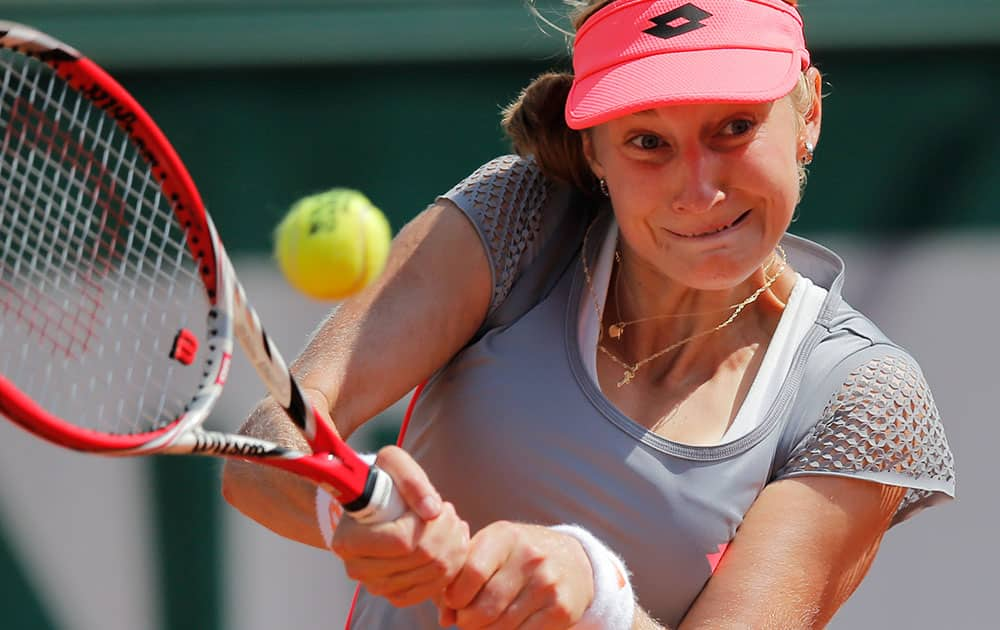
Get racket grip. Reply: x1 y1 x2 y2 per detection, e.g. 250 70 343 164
346 465 406 524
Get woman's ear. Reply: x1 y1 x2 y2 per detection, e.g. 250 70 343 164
803 66 823 150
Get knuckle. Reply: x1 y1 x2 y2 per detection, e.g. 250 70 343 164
439 501 457 518
465 558 493 584
522 542 546 566
536 563 560 588
472 600 503 625
487 519 514 536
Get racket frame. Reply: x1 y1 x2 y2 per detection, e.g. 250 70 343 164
0 21 400 521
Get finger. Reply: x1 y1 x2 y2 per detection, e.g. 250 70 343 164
343 503 469 581
444 525 513 610
371 560 458 608
331 510 424 560
376 445 442 519
342 544 429 582
479 583 546 630
453 558 530 629
495 572 579 630
417 502 470 583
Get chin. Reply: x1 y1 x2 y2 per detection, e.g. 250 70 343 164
682 255 771 291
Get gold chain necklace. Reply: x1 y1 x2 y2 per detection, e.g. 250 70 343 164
607 251 784 340
581 218 788 388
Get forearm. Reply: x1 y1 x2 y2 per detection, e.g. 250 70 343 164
222 202 490 543
291 201 491 439
220 392 334 547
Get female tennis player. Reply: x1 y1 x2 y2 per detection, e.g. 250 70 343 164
222 1 955 628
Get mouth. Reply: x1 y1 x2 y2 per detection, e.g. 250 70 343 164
668 210 752 238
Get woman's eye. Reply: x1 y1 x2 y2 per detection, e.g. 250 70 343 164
722 119 755 136
629 134 664 150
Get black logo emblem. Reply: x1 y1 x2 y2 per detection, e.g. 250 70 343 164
644 3 713 40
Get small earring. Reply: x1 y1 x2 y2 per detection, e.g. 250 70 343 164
599 178 609 197
801 142 815 165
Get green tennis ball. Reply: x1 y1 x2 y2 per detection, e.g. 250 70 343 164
274 188 392 300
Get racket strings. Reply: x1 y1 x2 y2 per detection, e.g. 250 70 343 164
0 49 208 436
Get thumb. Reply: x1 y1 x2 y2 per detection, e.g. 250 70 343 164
374 445 442 520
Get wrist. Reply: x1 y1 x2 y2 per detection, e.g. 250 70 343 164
549 524 635 630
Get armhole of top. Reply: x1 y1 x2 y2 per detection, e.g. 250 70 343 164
439 155 552 318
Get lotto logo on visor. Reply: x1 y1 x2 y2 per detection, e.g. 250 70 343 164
565 0 811 129
644 3 713 40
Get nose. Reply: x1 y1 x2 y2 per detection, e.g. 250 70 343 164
670 145 725 214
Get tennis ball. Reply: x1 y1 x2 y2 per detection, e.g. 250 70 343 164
274 188 392 300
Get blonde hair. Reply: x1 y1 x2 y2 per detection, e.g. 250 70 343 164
502 0 816 194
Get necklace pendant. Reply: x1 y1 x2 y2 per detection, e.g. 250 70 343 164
617 369 635 388
608 323 624 339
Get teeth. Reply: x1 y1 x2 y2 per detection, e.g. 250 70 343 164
685 219 735 237
678 211 747 237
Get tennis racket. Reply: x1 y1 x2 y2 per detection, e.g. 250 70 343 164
0 22 404 524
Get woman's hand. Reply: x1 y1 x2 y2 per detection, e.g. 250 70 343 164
330 445 471 608
438 521 595 629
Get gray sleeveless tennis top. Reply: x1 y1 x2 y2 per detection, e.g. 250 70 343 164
349 156 955 629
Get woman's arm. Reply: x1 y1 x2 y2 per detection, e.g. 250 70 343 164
431 475 903 629
673 475 906 629
617 476 905 630
221 199 492 546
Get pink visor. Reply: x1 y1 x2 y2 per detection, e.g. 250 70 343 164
566 0 810 129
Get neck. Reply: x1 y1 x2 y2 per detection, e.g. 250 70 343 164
602 246 794 383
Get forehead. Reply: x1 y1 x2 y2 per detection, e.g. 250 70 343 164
625 100 780 123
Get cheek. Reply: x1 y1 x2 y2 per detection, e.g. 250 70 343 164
738 142 800 225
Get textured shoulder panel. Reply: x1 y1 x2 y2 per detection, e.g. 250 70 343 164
441 155 550 315
776 354 955 524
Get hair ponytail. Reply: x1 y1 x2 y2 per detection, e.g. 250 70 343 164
501 72 597 194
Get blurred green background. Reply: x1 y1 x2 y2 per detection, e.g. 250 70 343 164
0 1 997 629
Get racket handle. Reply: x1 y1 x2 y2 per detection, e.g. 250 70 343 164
346 465 406 524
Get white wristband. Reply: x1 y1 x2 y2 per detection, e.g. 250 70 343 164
315 452 377 548
550 524 635 630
